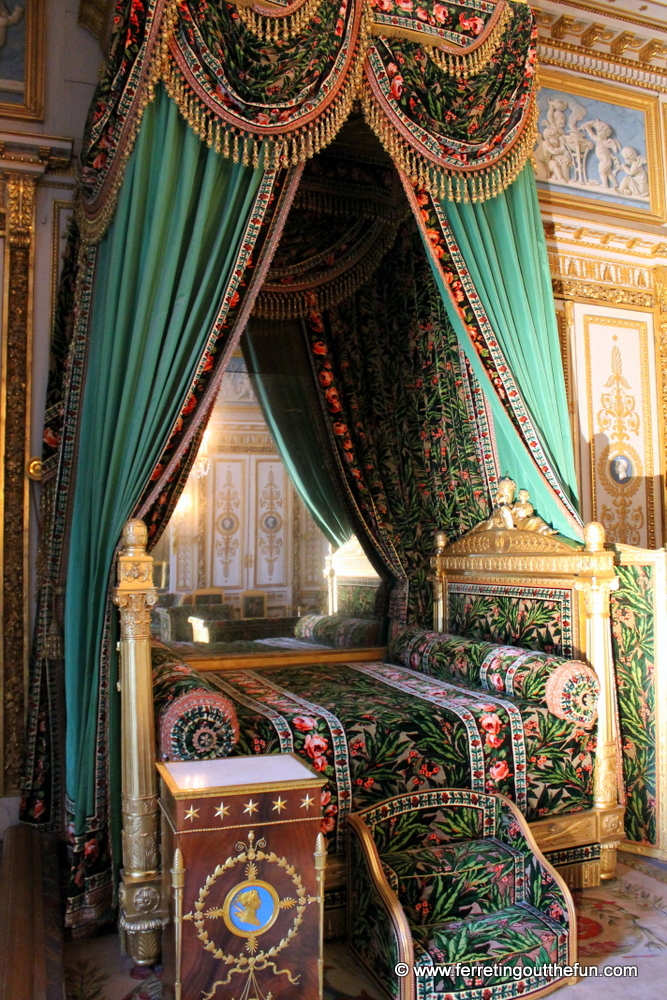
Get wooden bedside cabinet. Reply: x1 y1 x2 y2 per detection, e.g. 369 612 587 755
158 755 326 1000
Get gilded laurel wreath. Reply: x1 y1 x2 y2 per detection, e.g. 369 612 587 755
183 830 317 999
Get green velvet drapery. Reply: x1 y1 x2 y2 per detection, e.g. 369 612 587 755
405 167 582 538
242 319 353 549
62 88 276 924
306 220 491 624
442 166 578 508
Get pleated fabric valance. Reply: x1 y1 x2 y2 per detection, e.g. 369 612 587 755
80 0 537 240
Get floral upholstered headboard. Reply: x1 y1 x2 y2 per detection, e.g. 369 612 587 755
445 581 577 658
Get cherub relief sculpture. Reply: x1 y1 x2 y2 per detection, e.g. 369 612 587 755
617 147 648 198
580 119 621 190
471 479 557 535
533 95 649 202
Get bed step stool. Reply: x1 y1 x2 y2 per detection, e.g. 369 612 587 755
347 789 577 1000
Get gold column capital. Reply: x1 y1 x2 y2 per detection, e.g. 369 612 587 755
3 172 37 248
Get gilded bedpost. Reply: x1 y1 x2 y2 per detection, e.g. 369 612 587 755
579 522 623 879
114 519 166 963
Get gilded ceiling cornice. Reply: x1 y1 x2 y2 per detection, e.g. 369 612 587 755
534 0 667 36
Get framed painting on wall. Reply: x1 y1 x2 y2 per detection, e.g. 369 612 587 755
0 0 44 120
535 69 665 226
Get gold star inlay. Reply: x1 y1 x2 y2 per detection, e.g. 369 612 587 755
214 801 230 820
243 798 258 816
300 793 314 811
272 796 287 813
184 805 200 822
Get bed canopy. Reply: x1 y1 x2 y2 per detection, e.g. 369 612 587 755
22 0 581 932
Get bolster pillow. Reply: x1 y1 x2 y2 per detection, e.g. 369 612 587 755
151 640 239 761
294 614 380 647
390 627 599 725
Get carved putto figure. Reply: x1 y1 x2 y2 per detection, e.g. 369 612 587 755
471 479 557 535
617 147 648 198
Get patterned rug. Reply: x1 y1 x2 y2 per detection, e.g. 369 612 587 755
63 853 667 1000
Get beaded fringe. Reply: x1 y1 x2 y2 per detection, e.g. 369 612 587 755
234 0 325 44
162 2 371 171
80 0 537 244
254 213 406 319
427 2 513 79
361 88 538 203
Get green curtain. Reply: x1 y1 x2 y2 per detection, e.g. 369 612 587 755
242 318 352 548
64 87 267 881
423 166 581 538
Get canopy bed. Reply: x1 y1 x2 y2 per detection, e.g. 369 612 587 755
132 499 621 942
22 0 643 981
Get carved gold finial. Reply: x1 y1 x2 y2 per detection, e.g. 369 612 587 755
435 531 448 552
122 518 148 554
584 522 606 552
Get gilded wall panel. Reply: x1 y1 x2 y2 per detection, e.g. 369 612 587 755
569 304 663 548
210 458 245 590
254 458 288 590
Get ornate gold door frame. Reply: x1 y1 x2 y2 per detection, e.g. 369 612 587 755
0 135 72 797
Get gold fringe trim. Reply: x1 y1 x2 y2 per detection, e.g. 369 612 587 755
254 213 405 320
162 1 371 170
293 187 399 222
361 87 538 203
427 2 513 79
234 0 325 44
78 0 180 244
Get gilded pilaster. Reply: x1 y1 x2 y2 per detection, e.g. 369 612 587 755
654 266 667 536
114 519 167 964
0 171 36 795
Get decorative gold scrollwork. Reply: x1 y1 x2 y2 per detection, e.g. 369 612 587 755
183 829 319 1000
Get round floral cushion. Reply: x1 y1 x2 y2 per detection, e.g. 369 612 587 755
545 662 599 727
158 690 239 761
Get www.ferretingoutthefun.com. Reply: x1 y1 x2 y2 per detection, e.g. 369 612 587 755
393 961 639 980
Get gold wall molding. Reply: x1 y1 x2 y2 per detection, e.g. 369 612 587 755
0 171 37 794
0 132 73 796
538 39 667 92
549 249 655 308
544 221 667 260
653 266 667 530
534 0 667 38
553 279 653 308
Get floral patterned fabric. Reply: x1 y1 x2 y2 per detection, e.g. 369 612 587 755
336 581 381 619
389 626 599 725
206 659 595 857
612 564 657 847
349 789 573 999
306 218 491 624
294 614 381 647
404 179 582 535
151 641 239 760
446 582 574 656
79 0 538 235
